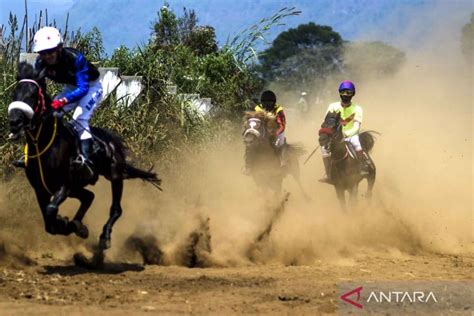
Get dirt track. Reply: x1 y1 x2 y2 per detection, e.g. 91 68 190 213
1 5 472 315
0 251 471 315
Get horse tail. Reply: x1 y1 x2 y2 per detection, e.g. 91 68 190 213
359 130 379 153
286 143 306 156
124 163 162 191
91 127 162 191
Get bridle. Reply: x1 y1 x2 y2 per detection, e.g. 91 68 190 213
243 117 266 143
320 116 348 162
17 79 47 114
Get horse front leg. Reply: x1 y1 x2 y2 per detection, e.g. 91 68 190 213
99 178 123 250
335 186 347 212
349 184 358 209
36 191 53 233
68 188 95 239
45 185 72 235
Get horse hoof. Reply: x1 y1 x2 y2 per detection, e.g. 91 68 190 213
73 252 103 270
73 252 91 268
70 220 89 239
99 237 111 250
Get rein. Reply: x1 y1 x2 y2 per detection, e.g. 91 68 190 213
323 120 349 163
24 117 58 195
18 79 55 195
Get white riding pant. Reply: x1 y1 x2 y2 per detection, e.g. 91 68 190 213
345 134 362 151
56 79 103 140
321 134 362 157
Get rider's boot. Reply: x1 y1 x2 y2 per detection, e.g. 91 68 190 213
356 150 371 176
75 139 95 180
318 156 334 184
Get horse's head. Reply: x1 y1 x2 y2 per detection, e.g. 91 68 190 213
7 62 48 140
242 110 277 147
318 111 343 148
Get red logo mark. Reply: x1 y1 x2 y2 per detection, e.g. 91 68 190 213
340 286 363 309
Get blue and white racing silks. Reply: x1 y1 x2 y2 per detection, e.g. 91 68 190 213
35 47 100 104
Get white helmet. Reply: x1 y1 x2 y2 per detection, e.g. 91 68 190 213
33 27 63 53
301 91 307 96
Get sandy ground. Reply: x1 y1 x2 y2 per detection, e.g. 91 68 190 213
0 252 472 315
0 4 472 316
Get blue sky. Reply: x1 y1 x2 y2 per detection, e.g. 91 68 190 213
1 0 471 55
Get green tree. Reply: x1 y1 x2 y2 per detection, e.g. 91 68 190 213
259 22 343 91
177 7 198 42
259 22 343 75
343 41 406 80
461 13 473 65
270 45 342 91
152 5 179 48
152 6 218 56
70 26 106 62
183 26 218 56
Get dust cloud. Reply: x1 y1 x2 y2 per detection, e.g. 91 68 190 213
0 4 471 267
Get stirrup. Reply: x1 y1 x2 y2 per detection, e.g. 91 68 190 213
73 155 94 179
73 154 85 165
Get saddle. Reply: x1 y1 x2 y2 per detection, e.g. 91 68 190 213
64 122 109 182
345 141 375 172
345 141 357 160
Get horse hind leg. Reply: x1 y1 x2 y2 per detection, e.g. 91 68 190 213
99 178 123 250
366 169 376 200
349 184 359 209
364 155 376 200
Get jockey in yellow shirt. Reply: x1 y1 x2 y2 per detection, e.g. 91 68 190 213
319 80 371 183
243 90 288 175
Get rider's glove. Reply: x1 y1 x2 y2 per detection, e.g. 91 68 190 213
51 97 68 110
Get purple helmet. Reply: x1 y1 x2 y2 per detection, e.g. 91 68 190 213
338 80 356 94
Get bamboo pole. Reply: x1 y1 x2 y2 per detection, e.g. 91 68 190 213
24 0 28 53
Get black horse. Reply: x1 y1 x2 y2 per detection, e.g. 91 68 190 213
7 62 161 252
318 111 376 210
243 111 306 195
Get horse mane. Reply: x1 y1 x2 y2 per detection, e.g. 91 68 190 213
244 110 267 121
17 62 36 80
321 111 340 129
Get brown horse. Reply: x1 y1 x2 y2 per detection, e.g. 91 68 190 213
318 111 376 211
243 111 306 195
